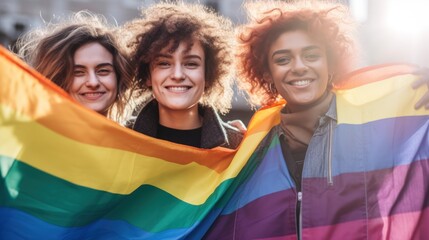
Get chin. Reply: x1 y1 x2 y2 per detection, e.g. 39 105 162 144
165 101 195 109
87 105 107 113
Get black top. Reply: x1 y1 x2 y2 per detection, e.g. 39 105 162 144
157 123 203 148
280 134 306 239
280 135 306 192
129 99 243 149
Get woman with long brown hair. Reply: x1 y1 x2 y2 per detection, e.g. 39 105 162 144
16 11 134 121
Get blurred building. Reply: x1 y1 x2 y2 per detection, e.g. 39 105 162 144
0 0 138 49
0 0 245 51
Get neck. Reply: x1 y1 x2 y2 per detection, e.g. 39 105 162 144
280 91 334 148
99 109 109 117
158 105 202 130
285 90 333 114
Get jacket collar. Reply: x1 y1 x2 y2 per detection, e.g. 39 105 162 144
132 99 229 149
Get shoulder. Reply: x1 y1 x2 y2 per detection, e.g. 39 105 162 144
200 105 244 149
221 121 244 149
127 99 159 136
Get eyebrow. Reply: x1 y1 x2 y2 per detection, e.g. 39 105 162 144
154 53 171 59
73 63 114 68
154 53 203 61
271 45 322 59
184 55 202 61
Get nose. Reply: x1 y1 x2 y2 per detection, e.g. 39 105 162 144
85 72 100 88
171 63 186 81
291 57 308 75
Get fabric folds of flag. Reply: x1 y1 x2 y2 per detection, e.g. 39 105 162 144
204 64 429 239
0 46 280 239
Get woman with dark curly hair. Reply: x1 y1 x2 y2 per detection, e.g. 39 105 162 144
124 2 243 149
15 11 135 121
204 1 429 239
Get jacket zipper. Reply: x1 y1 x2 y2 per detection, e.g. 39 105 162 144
297 191 302 240
297 117 334 239
327 120 334 186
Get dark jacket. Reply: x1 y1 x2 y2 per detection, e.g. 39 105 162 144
129 100 243 149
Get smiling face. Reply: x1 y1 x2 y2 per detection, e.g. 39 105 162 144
148 40 205 113
69 42 117 116
267 30 330 111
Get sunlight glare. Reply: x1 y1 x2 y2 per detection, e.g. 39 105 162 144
385 0 429 35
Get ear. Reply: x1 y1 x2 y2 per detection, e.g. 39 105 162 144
263 72 273 83
146 79 152 87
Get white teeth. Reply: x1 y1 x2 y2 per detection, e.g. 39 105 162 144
83 92 103 96
167 86 189 92
289 80 311 86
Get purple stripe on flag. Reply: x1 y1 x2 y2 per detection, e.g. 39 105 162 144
301 208 429 240
206 158 429 239
303 158 429 227
204 188 297 240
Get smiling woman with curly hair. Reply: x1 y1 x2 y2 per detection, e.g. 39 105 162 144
203 1 429 239
236 0 358 107
124 2 243 149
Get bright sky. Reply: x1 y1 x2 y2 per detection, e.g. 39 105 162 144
384 0 429 35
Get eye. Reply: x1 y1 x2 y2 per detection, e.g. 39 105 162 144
185 61 200 69
304 53 321 62
154 59 171 68
73 69 85 77
97 68 113 76
273 56 291 65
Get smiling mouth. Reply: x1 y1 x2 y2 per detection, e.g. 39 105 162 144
166 86 191 92
80 92 105 99
288 79 313 86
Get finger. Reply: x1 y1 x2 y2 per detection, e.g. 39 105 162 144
412 77 428 89
415 93 429 109
228 120 247 133
412 67 429 88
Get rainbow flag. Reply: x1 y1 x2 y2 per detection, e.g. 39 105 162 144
0 46 280 239
204 65 429 239
1 43 428 239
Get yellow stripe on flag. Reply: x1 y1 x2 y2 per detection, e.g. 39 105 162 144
1 101 279 205
336 74 428 125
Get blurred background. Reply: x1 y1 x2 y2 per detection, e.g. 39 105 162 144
1 0 428 124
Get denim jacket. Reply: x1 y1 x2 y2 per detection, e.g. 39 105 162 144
204 95 429 239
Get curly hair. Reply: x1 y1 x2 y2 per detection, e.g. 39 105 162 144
236 0 358 107
15 11 135 121
124 2 235 114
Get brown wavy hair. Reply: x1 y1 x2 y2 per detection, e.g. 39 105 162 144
237 0 359 107
124 2 235 114
15 11 135 121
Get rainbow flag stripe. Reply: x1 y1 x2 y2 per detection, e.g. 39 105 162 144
204 64 429 239
0 46 280 239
